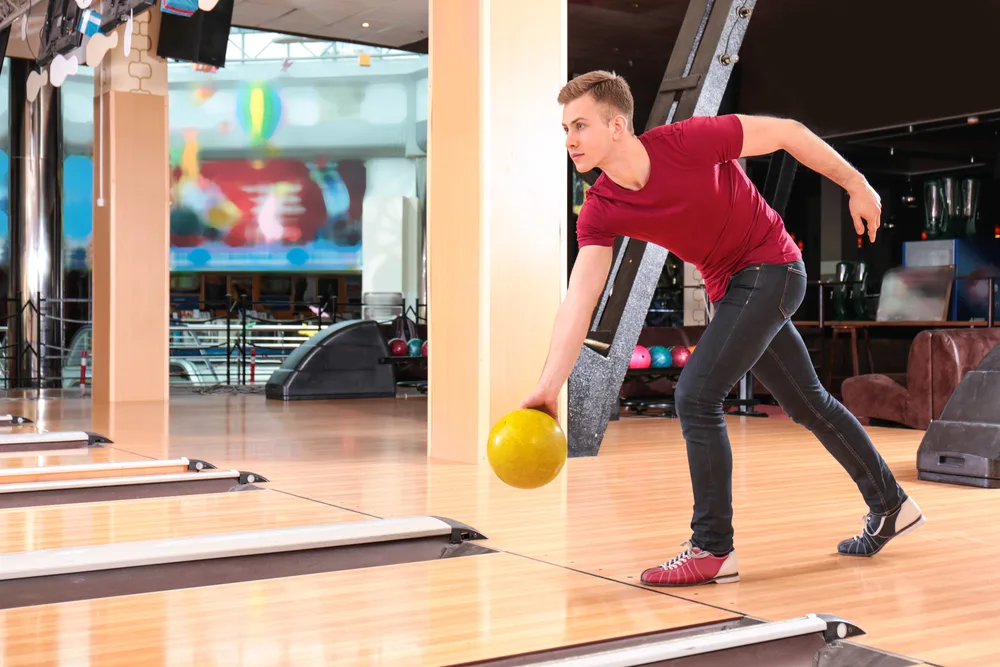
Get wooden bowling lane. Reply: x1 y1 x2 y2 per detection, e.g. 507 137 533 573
157 397 982 666
0 552 736 667
0 445 94 459
0 459 200 485
0 447 149 470
0 430 110 454
12 395 991 665
0 449 268 511
0 488 367 554
0 413 33 426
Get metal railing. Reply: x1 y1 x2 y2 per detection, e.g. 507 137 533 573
0 294 427 391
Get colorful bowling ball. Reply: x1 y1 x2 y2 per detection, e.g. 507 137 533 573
487 409 567 489
388 338 408 356
648 345 671 368
421 340 428 357
630 345 652 369
671 345 691 367
407 338 423 356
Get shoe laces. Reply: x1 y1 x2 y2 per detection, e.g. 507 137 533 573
849 512 878 541
659 541 695 570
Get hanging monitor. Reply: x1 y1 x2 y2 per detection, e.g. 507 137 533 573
37 0 86 65
156 0 234 68
100 0 157 34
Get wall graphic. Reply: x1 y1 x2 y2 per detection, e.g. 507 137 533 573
169 135 366 271
56 147 370 273
0 41 429 274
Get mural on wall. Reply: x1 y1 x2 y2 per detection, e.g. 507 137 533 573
167 74 368 272
168 131 366 271
58 148 369 273
0 41 428 274
54 70 378 273
163 77 368 271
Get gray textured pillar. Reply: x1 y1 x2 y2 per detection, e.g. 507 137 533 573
567 0 757 457
8 59 63 389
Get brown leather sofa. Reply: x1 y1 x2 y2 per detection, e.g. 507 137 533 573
842 328 1000 430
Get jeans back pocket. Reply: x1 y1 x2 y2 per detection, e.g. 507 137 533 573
779 265 807 319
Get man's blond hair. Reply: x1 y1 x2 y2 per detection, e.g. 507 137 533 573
558 70 634 133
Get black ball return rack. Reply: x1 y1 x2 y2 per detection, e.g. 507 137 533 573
381 355 428 394
620 367 767 418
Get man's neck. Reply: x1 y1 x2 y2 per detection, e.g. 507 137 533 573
600 135 650 191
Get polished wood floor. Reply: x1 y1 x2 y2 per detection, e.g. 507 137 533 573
0 553 736 666
0 448 148 470
0 489 367 553
0 459 197 484
1 391 995 666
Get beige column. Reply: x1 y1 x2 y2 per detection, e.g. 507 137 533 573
91 9 170 403
91 400 170 459
427 0 568 463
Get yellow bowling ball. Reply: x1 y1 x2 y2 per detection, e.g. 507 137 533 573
487 409 567 489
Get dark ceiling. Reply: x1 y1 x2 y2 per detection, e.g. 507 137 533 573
343 1 1000 143
737 1 1000 136
559 0 1000 134
824 113 1000 180
297 0 1000 180
565 0 689 133
561 0 1000 178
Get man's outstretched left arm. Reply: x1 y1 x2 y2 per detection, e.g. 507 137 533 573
735 114 881 241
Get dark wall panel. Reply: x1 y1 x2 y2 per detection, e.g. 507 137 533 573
736 0 1000 136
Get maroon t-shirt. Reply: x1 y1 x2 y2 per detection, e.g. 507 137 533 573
575 114 801 303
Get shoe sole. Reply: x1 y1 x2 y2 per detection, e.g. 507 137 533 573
838 513 926 558
642 573 740 587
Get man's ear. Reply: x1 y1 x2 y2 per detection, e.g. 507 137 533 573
612 114 628 139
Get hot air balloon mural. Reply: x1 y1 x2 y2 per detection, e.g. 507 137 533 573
238 81 282 145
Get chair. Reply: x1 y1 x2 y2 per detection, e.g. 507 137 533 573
842 328 1000 429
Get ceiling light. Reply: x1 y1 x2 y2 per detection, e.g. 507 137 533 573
362 22 370 27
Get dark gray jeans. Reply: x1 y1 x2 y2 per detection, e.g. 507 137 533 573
674 260 904 554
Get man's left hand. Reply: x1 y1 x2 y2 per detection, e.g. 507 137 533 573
849 180 881 242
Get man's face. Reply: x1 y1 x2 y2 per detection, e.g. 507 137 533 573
562 94 620 172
